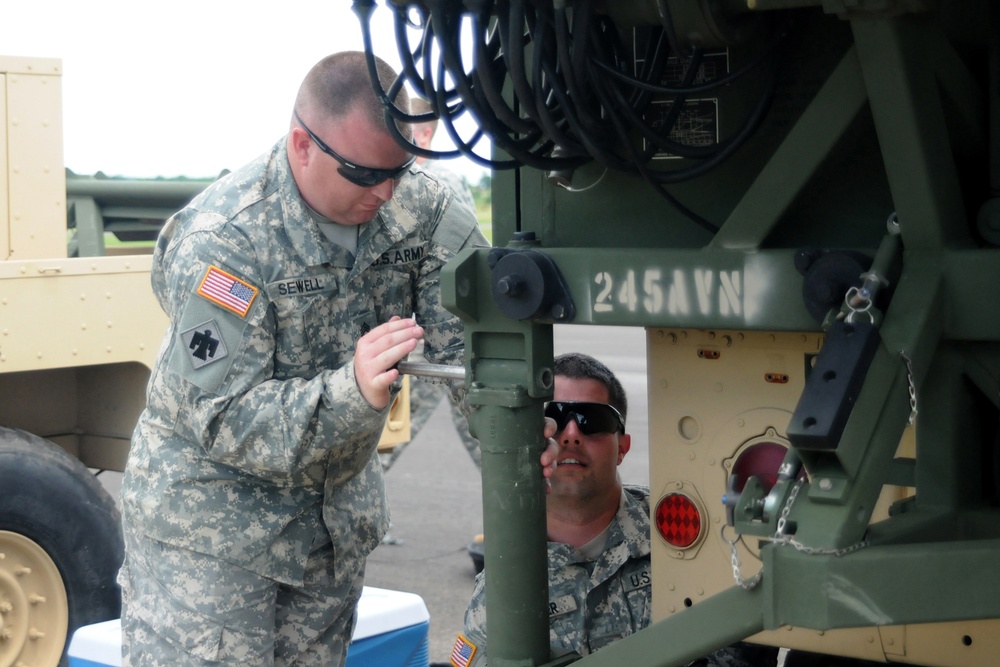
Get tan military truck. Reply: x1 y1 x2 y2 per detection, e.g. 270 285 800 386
0 54 410 666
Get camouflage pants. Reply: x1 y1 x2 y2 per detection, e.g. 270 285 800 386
119 530 365 666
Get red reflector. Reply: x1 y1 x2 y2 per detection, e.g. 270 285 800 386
731 442 792 494
655 493 702 548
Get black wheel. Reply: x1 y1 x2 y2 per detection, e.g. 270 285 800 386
0 427 124 666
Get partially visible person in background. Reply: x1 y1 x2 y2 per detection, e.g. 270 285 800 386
411 97 477 212
381 96 482 477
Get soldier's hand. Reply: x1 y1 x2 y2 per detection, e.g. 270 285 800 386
540 416 559 493
354 316 422 410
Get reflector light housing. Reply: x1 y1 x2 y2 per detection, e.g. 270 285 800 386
730 441 791 494
655 493 702 548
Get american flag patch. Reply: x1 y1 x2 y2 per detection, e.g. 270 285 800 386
197 266 258 318
450 634 477 667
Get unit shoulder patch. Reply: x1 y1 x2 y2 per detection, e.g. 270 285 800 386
197 265 259 318
180 319 229 370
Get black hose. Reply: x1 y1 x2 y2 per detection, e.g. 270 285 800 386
350 0 779 224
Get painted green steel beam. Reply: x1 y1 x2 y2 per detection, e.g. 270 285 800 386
472 392 552 667
711 46 868 250
562 585 765 667
443 248 555 667
493 246 817 330
853 14 969 250
446 246 1000 337
764 537 1000 629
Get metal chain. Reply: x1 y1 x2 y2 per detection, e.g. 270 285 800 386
774 479 801 536
901 351 918 425
776 534 870 557
771 480 870 556
727 479 870 589
724 527 763 591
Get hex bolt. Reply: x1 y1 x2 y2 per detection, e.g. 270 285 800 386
28 594 45 605
818 478 833 491
496 275 524 298
29 628 45 640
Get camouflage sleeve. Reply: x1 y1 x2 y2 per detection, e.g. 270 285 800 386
456 571 489 667
414 182 488 368
410 176 488 416
150 222 388 480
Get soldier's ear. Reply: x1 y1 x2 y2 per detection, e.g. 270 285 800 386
617 433 631 465
288 128 313 166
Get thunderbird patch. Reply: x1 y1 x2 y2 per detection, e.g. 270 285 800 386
180 320 229 370
197 266 258 318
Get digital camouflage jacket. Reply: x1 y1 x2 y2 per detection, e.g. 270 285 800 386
120 140 487 585
458 486 652 666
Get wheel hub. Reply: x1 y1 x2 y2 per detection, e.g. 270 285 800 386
0 531 68 667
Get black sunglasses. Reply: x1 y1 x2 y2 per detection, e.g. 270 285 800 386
544 401 625 436
294 110 416 188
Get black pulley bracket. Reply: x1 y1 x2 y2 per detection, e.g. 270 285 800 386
488 249 576 322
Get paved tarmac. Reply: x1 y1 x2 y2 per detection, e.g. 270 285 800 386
364 324 649 664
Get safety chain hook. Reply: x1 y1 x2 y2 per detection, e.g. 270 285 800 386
772 480 870 556
844 285 874 324
723 526 763 591
727 479 870 589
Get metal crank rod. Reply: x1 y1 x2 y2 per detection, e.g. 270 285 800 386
395 360 467 382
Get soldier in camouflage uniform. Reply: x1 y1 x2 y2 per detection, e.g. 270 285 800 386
117 51 487 667
410 97 477 213
382 96 482 473
452 354 777 667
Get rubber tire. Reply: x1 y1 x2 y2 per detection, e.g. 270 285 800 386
0 427 124 664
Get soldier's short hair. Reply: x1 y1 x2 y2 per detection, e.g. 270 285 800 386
295 51 411 140
553 352 628 424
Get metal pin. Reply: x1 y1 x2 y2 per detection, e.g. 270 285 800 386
396 360 466 381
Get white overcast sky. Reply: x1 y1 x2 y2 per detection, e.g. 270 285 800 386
2 1 489 182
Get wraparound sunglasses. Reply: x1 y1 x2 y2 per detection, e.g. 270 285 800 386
544 401 625 435
294 110 415 188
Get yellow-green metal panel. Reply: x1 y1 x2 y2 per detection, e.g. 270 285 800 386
3 56 65 260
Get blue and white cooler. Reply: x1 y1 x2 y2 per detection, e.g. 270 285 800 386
68 586 430 667
345 586 430 667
